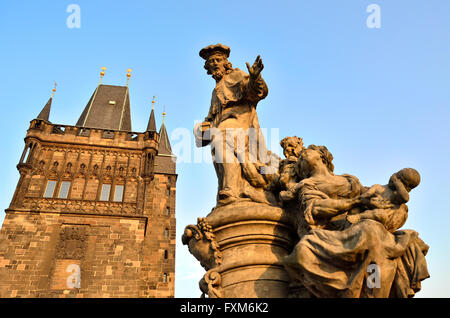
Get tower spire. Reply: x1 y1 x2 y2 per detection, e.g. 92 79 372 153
146 96 157 132
36 82 56 121
158 105 172 155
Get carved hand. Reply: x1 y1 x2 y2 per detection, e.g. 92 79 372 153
246 55 264 79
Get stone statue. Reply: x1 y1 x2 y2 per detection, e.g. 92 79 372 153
283 145 430 298
183 44 429 299
347 168 421 233
277 136 304 204
194 44 278 206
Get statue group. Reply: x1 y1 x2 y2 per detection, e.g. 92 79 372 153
183 44 430 298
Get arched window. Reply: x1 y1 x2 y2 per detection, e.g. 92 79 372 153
44 180 57 198
100 176 112 201
100 184 111 201
113 185 124 202
58 172 72 199
165 206 170 216
164 228 169 238
58 181 71 199
163 273 168 284
113 177 125 202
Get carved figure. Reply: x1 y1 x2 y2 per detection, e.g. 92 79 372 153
194 44 278 206
347 168 421 232
283 145 430 298
184 44 430 299
277 136 304 203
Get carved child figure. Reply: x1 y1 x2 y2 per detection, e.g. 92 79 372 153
278 136 304 203
347 168 421 232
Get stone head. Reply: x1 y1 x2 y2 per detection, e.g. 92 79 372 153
280 136 304 159
200 44 233 81
297 145 334 178
389 168 421 192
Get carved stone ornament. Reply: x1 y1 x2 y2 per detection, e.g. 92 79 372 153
182 217 222 271
55 225 88 260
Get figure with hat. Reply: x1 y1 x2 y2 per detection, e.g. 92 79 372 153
194 44 279 206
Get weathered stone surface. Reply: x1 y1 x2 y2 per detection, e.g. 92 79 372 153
183 201 296 298
283 145 429 298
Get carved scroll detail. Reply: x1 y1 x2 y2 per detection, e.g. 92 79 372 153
200 268 223 298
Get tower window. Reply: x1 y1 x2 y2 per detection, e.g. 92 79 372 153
166 187 170 196
58 181 71 199
23 145 32 163
165 207 170 216
164 228 169 238
163 273 168 283
113 185 124 202
44 180 57 198
164 250 168 259
100 184 111 201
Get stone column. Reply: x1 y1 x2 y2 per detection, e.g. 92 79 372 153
183 201 297 298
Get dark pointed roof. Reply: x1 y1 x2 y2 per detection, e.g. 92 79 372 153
37 97 52 121
158 121 172 155
154 118 176 174
146 108 157 132
76 84 132 131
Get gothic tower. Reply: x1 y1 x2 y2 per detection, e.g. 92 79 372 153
0 70 177 298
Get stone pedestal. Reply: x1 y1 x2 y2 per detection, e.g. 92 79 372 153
182 201 297 298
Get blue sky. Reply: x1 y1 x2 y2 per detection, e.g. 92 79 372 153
0 0 449 297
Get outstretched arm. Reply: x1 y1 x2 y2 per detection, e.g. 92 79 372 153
245 55 268 102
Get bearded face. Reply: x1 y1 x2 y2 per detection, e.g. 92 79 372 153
206 53 229 81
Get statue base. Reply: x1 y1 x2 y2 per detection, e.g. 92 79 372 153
183 201 298 298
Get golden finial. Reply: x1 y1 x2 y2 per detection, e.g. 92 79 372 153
152 95 155 110
50 81 57 98
126 68 132 87
163 105 166 124
99 66 107 85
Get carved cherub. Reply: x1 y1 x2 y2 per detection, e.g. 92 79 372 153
278 136 304 203
347 168 421 232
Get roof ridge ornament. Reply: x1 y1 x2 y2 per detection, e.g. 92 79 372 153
126 68 132 88
162 104 166 125
51 81 57 98
99 66 106 85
